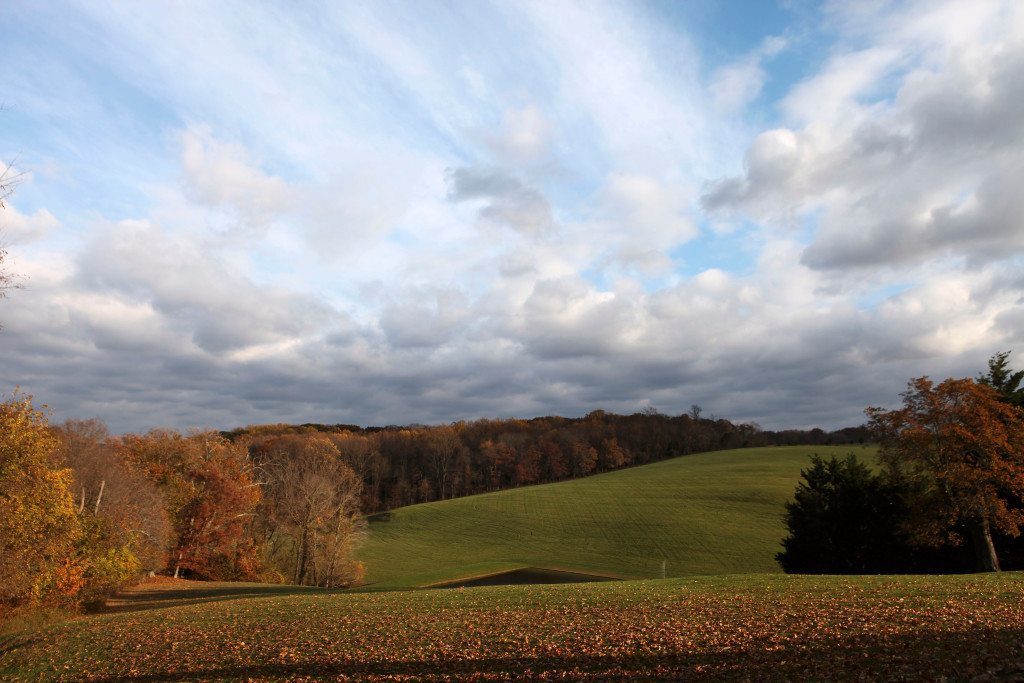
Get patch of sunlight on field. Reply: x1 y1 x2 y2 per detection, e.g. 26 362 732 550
358 445 876 587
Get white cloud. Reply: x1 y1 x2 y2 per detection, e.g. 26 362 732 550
603 174 696 243
2 0 1022 434
781 46 901 126
710 35 788 113
486 105 554 165
180 127 290 225
711 60 767 113
704 0 1024 271
0 204 59 245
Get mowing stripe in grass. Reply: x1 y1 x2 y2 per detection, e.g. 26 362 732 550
357 445 875 587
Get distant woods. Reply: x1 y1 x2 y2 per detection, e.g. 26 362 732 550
229 411 870 514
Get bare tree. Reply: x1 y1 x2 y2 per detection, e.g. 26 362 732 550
54 419 171 571
0 160 23 209
0 154 27 310
263 435 364 587
424 426 462 500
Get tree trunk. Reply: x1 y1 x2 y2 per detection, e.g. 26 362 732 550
174 516 194 579
969 516 1001 572
93 479 105 515
295 525 309 585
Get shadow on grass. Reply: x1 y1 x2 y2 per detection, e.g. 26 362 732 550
96 584 334 615
84 627 1024 682
431 567 619 589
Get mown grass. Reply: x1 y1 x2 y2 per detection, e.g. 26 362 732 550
358 445 874 587
2 573 1022 681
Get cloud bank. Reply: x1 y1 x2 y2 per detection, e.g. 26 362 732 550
1 0 1022 432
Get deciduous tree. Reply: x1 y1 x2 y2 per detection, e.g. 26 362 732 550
55 419 170 573
868 377 1024 572
260 435 363 586
0 394 83 611
117 430 262 580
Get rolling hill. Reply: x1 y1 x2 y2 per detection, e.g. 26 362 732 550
357 444 875 587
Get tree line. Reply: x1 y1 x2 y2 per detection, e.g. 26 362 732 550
1 392 867 617
0 402 364 618
779 352 1024 574
229 410 869 513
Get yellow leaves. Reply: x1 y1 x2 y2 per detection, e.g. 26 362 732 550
0 394 84 611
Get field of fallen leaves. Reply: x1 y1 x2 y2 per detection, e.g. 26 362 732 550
2 573 1023 681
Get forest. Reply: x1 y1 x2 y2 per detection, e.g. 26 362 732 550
2 353 1020 618
0 395 863 618
230 410 870 512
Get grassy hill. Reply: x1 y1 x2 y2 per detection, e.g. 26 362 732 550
4 573 1022 681
358 444 875 587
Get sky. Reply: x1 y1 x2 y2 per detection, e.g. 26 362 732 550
1 0 1023 433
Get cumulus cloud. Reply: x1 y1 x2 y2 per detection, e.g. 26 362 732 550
603 174 696 242
2 0 1022 434
81 219 324 353
703 0 1024 271
446 167 553 236
591 173 698 276
379 289 470 349
0 204 59 245
802 163 1024 269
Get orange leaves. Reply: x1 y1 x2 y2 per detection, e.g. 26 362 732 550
869 376 1024 568
118 430 265 580
3 575 1024 681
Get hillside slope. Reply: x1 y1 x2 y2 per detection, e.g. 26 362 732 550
357 445 874 587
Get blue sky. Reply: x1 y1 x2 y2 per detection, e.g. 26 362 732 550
2 0 1023 432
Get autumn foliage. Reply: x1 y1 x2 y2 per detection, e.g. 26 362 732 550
229 412 866 514
868 377 1024 571
54 420 170 603
116 431 263 581
0 394 367 618
0 395 83 612
251 435 364 586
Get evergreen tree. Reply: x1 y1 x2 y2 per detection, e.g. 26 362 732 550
978 351 1024 407
776 454 911 573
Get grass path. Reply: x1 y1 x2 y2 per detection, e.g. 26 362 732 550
2 573 1022 681
358 445 874 587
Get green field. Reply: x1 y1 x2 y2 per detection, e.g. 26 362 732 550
3 574 1023 681
358 445 874 587
5 444 1023 681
